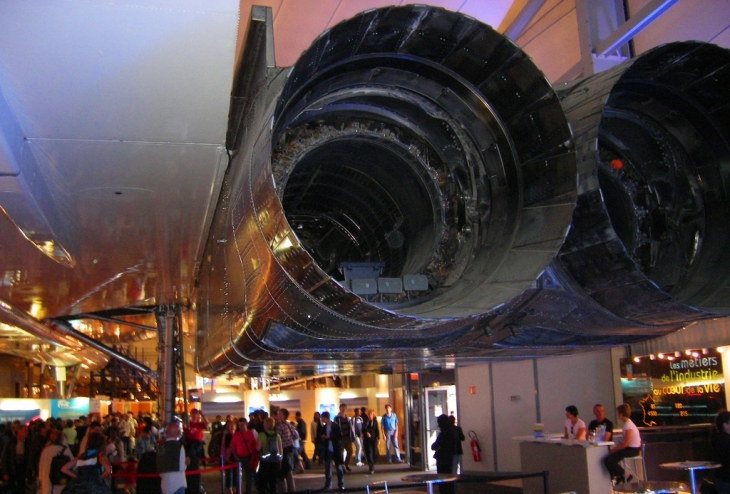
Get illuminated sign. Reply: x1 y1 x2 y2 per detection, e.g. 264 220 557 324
51 398 90 420
620 350 725 426
0 408 41 424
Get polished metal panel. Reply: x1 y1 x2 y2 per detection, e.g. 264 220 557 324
50 319 153 374
0 298 108 368
0 0 238 369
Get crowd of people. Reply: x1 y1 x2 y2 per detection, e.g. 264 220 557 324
7 401 730 494
0 403 410 494
0 401 421 494
0 404 408 493
210 403 403 493
0 411 164 494
212 404 730 494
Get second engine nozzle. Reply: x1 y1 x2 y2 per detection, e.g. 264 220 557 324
271 5 576 318
558 42 730 319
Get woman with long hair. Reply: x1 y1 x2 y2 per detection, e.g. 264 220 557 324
37 427 71 494
59 431 112 494
310 412 322 465
220 419 238 494
362 409 380 475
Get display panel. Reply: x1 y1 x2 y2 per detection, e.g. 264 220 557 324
620 349 725 426
50 398 90 420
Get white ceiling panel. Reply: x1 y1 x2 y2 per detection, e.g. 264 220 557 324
0 0 239 144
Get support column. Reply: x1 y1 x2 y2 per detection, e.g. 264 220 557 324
66 365 82 399
177 310 188 421
26 362 33 398
40 363 46 398
54 366 67 398
157 305 179 426
575 0 595 78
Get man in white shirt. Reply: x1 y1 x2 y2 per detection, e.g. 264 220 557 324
157 421 189 494
120 413 136 458
603 404 642 484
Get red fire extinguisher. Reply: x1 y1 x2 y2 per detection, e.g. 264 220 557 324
469 430 482 462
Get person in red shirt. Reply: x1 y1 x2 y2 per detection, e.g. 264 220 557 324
230 418 260 494
183 409 208 494
186 409 207 441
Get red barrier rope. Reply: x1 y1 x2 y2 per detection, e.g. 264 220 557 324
109 461 238 479
112 457 222 466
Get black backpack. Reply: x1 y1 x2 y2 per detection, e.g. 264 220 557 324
208 431 223 458
260 432 281 463
49 446 72 485
156 440 183 473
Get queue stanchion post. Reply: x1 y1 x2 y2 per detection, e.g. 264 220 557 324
237 460 243 494
220 456 225 494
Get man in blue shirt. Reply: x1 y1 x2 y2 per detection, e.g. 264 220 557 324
381 404 402 463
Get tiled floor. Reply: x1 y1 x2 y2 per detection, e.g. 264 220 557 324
198 462 525 494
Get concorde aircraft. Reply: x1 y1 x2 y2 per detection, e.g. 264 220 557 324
1 0 730 384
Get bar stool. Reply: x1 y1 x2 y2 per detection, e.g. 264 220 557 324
620 444 647 482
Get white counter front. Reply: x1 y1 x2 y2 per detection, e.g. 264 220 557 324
516 437 614 494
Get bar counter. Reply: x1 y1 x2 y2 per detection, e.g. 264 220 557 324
515 436 614 494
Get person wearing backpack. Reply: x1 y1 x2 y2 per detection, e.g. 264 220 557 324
257 417 282 494
38 428 71 494
274 408 297 492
